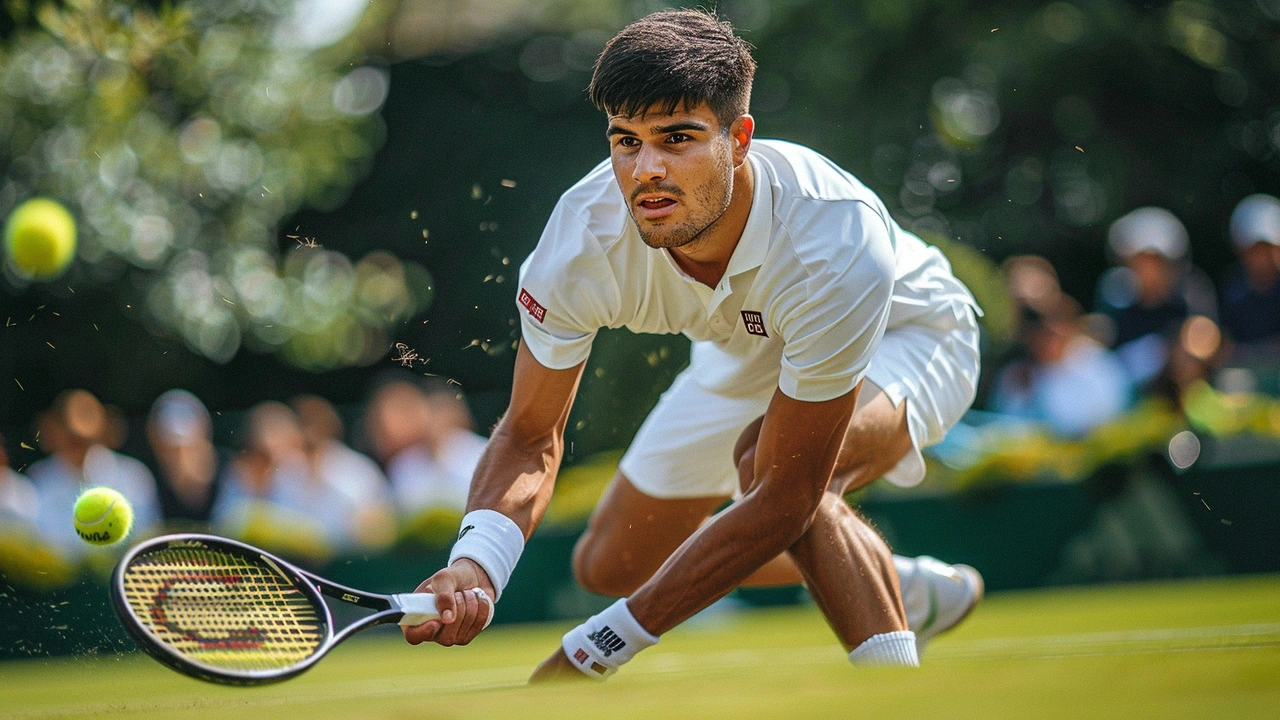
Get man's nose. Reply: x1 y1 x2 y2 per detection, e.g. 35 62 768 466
632 145 666 183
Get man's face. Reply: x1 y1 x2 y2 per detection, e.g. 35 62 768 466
1241 241 1280 283
1125 251 1176 304
606 102 738 249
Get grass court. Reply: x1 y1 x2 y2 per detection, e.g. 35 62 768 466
2 574 1278 719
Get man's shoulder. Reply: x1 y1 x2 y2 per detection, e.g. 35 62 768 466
753 139 877 206
554 158 630 245
752 141 893 269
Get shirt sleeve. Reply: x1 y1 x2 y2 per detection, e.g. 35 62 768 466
772 201 896 402
516 201 621 370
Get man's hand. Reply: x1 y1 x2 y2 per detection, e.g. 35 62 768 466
529 648 591 684
401 558 497 647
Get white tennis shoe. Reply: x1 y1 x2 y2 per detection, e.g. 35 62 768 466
895 555 984 655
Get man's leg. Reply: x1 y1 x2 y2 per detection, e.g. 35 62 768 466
735 387 984 649
572 472 727 598
736 388 913 588
730 387 910 650
572 390 979 646
573 390 912 650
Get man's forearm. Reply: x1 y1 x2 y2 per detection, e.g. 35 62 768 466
465 420 564 539
626 486 818 634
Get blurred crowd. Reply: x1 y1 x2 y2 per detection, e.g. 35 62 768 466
968 193 1280 445
0 374 486 564
4 194 1280 568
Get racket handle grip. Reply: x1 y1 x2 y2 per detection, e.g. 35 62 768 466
392 589 495 629
393 593 441 626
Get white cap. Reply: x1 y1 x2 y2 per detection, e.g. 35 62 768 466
1229 193 1280 249
1108 207 1189 260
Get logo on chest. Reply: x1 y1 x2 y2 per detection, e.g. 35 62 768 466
740 310 768 337
519 288 547 323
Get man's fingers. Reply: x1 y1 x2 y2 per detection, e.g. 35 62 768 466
430 574 458 624
434 589 492 647
477 588 494 630
434 591 473 646
454 589 482 645
401 620 441 645
401 568 494 648
456 589 493 645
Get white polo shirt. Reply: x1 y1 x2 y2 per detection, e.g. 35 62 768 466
517 139 976 404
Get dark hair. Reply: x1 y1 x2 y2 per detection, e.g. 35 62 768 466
589 9 756 127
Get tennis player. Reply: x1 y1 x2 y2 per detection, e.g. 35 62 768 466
404 9 984 679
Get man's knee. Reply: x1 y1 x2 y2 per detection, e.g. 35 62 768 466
733 416 765 494
830 392 913 494
571 527 646 597
736 445 758 494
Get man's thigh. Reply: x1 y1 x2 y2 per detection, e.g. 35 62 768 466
861 302 982 487
573 472 727 596
619 367 771 499
732 384 911 496
830 385 912 494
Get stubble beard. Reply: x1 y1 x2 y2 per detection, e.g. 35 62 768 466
634 156 734 251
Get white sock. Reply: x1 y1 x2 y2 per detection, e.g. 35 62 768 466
848 631 920 667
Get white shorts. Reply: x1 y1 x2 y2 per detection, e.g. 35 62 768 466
618 302 981 498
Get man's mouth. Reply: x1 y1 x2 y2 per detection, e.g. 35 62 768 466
634 194 679 220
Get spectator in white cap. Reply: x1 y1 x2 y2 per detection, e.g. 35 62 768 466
1094 207 1218 386
147 389 223 526
1220 193 1280 354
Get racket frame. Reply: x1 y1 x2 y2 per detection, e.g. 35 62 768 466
111 533 418 686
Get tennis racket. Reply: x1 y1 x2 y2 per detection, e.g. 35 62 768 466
110 533 489 686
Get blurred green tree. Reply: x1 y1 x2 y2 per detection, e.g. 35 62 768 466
1 0 431 369
2 0 1278 444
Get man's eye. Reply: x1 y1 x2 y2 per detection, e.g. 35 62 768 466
666 133 690 143
617 136 639 148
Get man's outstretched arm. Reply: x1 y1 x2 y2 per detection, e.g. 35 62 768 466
534 384 860 679
629 385 859 630
402 342 585 646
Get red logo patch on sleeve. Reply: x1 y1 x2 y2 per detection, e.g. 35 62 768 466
519 288 547 323
573 648 590 664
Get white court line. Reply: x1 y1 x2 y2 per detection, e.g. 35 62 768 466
928 622 1280 660
316 623 1280 692
194 622 1280 695
629 622 1280 676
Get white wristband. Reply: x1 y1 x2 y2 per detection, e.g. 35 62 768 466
448 509 524 601
561 599 659 680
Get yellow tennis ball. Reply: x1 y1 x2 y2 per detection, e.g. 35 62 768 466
73 487 134 546
4 197 78 280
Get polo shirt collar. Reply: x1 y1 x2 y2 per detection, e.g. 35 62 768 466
653 154 772 313
722 154 772 281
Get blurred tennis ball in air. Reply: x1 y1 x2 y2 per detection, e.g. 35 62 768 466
4 197 78 280
73 487 134 546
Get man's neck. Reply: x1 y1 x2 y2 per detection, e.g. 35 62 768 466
668 159 755 288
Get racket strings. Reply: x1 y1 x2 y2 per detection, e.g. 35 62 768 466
120 546 325 672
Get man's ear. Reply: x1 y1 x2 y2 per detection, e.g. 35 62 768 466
730 115 754 164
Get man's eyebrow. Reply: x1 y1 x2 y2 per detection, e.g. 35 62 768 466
652 121 709 134
606 121 711 138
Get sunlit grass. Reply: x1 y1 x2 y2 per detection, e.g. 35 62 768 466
2 575 1278 719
